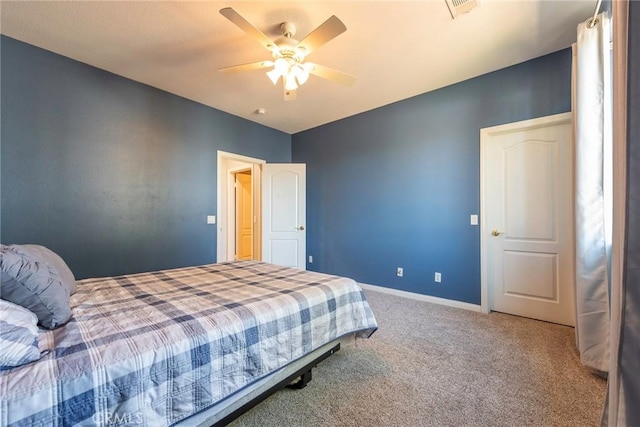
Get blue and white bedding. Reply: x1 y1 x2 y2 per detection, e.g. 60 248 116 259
0 261 378 426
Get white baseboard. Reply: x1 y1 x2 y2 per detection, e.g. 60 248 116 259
358 283 482 313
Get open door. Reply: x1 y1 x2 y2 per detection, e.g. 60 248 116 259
262 164 306 269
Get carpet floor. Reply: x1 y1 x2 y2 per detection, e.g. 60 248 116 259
230 289 607 427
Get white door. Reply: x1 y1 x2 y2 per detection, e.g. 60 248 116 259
481 113 575 326
262 164 306 269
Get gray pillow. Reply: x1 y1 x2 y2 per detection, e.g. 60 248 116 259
0 299 43 368
0 245 72 329
18 244 76 295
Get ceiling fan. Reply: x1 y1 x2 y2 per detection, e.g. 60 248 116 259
218 7 356 101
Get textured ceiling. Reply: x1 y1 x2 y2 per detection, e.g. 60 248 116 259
0 1 595 134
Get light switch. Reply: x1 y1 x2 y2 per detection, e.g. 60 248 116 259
470 215 478 225
207 215 216 224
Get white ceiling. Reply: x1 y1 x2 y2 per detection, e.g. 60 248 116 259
1 1 594 134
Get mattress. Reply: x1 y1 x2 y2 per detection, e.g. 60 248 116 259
0 261 378 426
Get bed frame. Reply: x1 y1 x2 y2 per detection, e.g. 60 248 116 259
182 338 346 427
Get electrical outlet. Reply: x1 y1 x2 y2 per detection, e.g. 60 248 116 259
308 255 313 263
434 272 442 283
397 267 404 277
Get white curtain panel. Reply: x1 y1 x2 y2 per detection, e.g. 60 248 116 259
572 12 612 373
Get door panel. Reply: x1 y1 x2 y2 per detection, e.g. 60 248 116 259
503 251 557 300
270 240 299 267
505 141 556 240
482 113 574 326
270 171 299 232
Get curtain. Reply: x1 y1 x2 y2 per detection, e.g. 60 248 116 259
604 1 639 424
572 11 612 372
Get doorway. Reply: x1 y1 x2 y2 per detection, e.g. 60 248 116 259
216 151 307 269
217 151 265 263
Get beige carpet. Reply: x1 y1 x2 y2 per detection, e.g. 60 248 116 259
230 289 607 427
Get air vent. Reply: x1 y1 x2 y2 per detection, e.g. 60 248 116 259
445 0 480 19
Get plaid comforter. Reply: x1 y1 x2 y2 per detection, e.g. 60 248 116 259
0 261 377 426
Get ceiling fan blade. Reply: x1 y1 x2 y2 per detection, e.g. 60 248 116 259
218 60 273 74
219 7 275 52
307 63 356 86
296 15 346 56
283 85 297 101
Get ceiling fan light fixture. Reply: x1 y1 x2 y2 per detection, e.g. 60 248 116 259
266 68 281 85
267 58 291 84
267 57 310 89
284 75 298 91
273 58 289 74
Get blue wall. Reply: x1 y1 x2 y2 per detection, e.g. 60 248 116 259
1 36 291 279
1 34 575 304
292 49 572 305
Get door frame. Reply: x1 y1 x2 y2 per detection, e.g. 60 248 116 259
216 151 265 263
479 112 573 314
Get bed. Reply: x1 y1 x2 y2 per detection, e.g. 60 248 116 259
0 258 378 426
